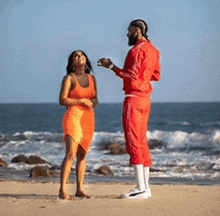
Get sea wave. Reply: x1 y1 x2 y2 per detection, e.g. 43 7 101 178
162 120 220 131
1 129 220 152
0 130 220 180
168 121 191 126
212 130 220 144
147 130 220 151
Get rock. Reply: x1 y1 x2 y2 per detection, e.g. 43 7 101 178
27 156 47 164
50 165 75 172
49 165 61 170
11 155 29 163
30 166 57 177
149 139 164 149
11 134 27 141
150 167 165 172
99 141 115 150
96 165 114 176
0 158 7 167
11 155 48 164
108 143 127 155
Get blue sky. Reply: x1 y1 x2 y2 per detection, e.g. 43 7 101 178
1 0 220 103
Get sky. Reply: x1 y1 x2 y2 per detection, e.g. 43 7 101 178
0 0 220 103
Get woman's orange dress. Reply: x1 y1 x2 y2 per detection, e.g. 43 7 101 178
62 74 96 152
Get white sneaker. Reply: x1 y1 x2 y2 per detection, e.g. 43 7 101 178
121 187 149 199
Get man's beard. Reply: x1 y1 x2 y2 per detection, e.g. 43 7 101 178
128 33 138 46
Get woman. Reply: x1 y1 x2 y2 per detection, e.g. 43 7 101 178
59 50 98 200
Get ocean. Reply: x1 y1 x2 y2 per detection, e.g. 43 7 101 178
0 102 220 184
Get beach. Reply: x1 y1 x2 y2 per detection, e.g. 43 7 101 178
1 102 220 215
0 179 220 216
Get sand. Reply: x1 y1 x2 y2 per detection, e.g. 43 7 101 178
0 180 220 216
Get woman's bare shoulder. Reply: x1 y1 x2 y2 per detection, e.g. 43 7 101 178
62 74 76 83
62 75 71 80
89 74 96 81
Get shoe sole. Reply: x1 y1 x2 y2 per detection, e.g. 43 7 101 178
121 191 149 199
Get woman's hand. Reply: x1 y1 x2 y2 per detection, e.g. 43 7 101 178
78 99 94 108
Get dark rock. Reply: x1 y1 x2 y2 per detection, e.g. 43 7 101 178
97 138 126 150
0 158 7 167
49 165 76 172
174 165 191 173
149 139 164 149
109 143 127 155
11 155 29 163
150 167 165 172
30 166 57 177
11 155 48 164
27 156 47 164
99 141 115 150
166 163 176 168
86 168 92 173
96 165 114 176
12 134 28 141
49 165 61 170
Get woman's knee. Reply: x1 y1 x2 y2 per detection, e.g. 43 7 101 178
64 136 78 161
77 146 87 161
65 152 75 162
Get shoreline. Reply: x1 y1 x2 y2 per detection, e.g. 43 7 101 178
1 167 220 186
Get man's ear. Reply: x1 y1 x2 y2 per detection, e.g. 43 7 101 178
137 27 142 35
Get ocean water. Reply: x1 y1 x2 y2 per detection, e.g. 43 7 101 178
0 102 220 183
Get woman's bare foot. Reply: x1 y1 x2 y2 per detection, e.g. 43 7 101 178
59 191 72 200
75 190 91 198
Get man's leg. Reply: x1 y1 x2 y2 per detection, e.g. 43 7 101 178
123 97 144 165
140 97 152 197
121 97 148 199
144 167 152 197
133 164 145 191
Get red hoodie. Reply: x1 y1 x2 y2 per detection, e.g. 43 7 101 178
115 39 161 97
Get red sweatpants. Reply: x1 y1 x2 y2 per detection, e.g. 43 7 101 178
123 96 152 167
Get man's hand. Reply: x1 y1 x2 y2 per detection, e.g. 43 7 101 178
97 58 113 69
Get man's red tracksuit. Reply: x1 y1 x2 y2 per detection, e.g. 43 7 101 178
115 39 161 167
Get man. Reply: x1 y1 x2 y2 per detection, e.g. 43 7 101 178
98 19 161 199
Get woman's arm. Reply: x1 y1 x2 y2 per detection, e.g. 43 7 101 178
91 75 99 108
59 75 79 106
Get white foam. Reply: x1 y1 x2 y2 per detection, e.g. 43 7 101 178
148 130 189 149
212 130 220 144
168 121 190 126
1 130 220 180
92 131 125 148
